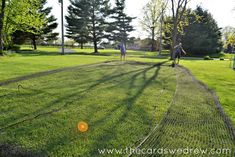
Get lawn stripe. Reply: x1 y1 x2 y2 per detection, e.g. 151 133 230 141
127 64 180 157
179 65 235 143
130 65 235 157
0 61 116 86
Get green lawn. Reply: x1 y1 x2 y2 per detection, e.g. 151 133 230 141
139 65 234 157
0 47 166 81
0 47 234 156
0 61 176 156
182 59 235 125
0 47 115 81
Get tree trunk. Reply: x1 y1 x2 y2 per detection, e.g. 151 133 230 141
32 35 37 50
93 38 98 53
92 6 98 54
171 20 178 59
151 27 155 52
80 42 83 49
159 9 164 55
0 0 6 56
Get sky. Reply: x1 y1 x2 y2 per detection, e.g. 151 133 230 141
47 0 235 39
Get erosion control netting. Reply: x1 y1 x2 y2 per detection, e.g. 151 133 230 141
131 67 235 157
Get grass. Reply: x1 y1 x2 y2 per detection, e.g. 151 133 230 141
139 66 235 157
0 55 115 81
0 46 234 156
0 47 168 81
71 47 166 57
182 59 235 126
0 61 176 156
0 47 116 81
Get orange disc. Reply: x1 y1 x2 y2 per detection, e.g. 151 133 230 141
77 121 88 132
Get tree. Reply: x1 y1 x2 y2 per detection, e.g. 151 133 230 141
66 0 89 49
181 6 222 55
140 0 167 52
162 9 190 51
32 0 58 50
0 0 6 55
107 0 135 47
2 0 45 51
66 0 109 53
222 26 235 51
13 0 58 50
87 0 110 53
170 0 189 58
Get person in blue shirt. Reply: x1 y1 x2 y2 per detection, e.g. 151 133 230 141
119 42 126 61
173 43 186 66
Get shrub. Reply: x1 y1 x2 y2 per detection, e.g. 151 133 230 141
204 56 211 60
220 58 225 60
11 45 21 51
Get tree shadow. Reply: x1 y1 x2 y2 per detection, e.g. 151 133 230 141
86 62 167 156
0 61 170 156
0 143 44 157
32 61 165 156
17 50 59 56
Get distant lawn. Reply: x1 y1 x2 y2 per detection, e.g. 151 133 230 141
0 54 115 81
182 59 235 125
71 47 170 57
0 46 115 81
0 47 167 81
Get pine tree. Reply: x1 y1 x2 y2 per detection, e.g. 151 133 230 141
181 6 222 55
107 0 135 46
66 0 109 53
31 0 58 50
87 0 110 53
66 0 89 49
40 0 59 43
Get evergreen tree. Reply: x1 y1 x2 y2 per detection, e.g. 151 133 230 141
31 0 58 50
107 0 135 46
40 0 59 43
66 0 110 53
181 6 222 55
87 0 110 53
66 0 89 49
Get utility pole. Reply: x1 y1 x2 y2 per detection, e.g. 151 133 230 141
59 0 65 55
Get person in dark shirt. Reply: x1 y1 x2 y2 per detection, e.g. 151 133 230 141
173 43 186 66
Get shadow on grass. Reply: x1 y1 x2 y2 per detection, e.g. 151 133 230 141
86 61 167 156
17 50 60 56
0 143 44 157
35 61 167 155
0 61 169 156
